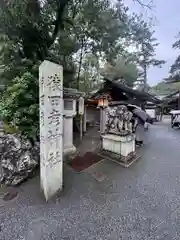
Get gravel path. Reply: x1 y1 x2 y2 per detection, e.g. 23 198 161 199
1 119 180 239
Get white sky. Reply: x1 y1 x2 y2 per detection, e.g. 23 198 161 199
125 0 180 86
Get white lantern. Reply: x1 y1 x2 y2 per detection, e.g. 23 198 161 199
97 98 108 108
103 99 108 107
97 99 104 108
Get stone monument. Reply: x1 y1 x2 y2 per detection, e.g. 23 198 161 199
39 60 63 201
101 105 137 167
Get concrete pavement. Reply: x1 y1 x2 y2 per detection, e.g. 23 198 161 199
1 119 180 239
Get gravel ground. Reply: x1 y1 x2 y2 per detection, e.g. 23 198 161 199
1 118 180 240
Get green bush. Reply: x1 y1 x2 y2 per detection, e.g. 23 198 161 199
0 72 39 141
4 123 19 134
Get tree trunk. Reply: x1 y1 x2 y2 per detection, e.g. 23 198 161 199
76 40 84 90
143 63 147 92
141 43 148 93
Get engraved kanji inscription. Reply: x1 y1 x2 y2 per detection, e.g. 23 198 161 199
40 95 45 106
48 96 61 106
47 128 62 143
40 111 44 126
40 133 45 142
47 151 62 167
40 76 44 85
40 153 46 163
47 74 62 91
48 108 62 126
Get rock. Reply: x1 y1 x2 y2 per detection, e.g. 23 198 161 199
0 134 39 186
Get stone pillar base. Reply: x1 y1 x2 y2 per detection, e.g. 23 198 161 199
100 134 139 167
63 145 76 156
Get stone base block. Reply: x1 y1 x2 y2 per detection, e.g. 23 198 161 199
101 134 135 156
63 145 76 156
99 150 139 168
101 134 138 167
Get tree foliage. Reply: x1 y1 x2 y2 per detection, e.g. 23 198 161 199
0 72 39 139
150 81 180 95
0 0 70 61
167 33 180 83
0 0 162 140
0 0 70 140
100 56 138 87
128 16 165 90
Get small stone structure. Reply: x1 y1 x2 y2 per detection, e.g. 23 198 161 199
63 88 84 155
101 105 137 167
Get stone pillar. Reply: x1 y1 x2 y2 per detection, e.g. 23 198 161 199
100 108 107 134
83 105 87 132
100 108 104 134
63 116 76 155
102 108 108 133
39 60 63 201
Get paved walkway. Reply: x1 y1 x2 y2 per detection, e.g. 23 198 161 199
1 119 180 239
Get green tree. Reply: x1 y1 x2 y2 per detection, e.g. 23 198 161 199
167 33 180 83
78 53 102 92
150 81 180 95
0 0 70 62
129 16 165 91
69 0 132 89
0 0 70 140
0 72 39 139
0 0 161 141
100 56 138 87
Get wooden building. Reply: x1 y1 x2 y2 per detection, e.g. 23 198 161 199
162 90 180 113
83 78 161 131
85 79 161 108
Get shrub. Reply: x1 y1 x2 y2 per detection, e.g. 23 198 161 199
0 72 39 141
